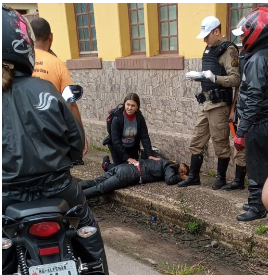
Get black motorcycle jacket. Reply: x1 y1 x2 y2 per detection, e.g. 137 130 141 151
236 41 268 138
201 41 237 92
2 74 85 188
140 158 182 185
111 107 153 161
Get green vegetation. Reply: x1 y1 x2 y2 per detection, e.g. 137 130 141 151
207 170 216 177
244 177 249 186
187 219 205 235
90 144 110 153
163 263 205 275
255 223 268 235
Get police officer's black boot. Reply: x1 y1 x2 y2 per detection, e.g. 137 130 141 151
212 157 230 190
222 165 246 191
178 154 203 187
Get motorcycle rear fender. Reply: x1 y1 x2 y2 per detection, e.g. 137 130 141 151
5 198 69 219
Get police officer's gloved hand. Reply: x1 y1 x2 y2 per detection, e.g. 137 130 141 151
234 135 245 151
203 70 216 83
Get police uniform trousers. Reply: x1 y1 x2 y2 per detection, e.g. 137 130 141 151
189 105 231 158
233 119 246 167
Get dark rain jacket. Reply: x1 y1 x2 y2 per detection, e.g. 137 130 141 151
110 107 153 161
236 41 268 137
140 158 182 185
2 73 85 189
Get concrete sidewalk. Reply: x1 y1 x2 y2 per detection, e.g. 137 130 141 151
72 148 268 260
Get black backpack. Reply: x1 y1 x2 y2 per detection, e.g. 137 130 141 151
102 104 123 146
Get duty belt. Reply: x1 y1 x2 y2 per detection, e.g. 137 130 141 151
203 90 225 100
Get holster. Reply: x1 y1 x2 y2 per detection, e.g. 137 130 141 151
195 92 206 104
209 89 222 104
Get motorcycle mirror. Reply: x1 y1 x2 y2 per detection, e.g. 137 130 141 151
62 85 83 103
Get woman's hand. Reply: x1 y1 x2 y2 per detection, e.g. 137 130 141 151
148 156 161 161
127 158 138 165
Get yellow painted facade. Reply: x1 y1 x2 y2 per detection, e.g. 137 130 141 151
36 3 228 62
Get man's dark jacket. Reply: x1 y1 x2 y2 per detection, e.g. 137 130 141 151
236 40 268 137
80 158 183 198
110 107 153 161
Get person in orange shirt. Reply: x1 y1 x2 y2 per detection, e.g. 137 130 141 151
31 17 88 156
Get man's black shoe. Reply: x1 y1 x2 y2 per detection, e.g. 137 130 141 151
243 204 250 211
102 156 110 172
236 209 267 222
221 181 245 191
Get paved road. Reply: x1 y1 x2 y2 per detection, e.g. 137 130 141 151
105 246 162 275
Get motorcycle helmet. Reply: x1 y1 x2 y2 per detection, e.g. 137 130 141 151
232 7 268 53
2 5 35 75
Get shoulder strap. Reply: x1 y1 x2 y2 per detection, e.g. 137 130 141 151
215 41 238 58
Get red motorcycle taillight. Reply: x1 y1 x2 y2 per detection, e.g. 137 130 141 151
39 246 60 256
29 222 61 237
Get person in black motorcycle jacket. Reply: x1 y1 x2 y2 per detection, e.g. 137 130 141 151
2 6 108 274
80 157 189 198
232 7 268 222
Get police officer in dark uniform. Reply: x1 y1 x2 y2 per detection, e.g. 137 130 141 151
232 7 268 221
178 16 240 190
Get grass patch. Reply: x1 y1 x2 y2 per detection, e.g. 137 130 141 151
90 144 110 153
187 219 205 235
244 177 249 186
163 263 204 275
207 171 216 177
255 223 268 235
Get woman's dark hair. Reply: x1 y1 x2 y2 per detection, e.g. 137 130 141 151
123 93 140 110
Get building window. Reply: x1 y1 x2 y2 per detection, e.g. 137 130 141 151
228 3 268 45
158 3 178 54
128 3 146 54
74 3 97 54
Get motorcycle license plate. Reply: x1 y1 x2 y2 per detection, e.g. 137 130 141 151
29 260 78 275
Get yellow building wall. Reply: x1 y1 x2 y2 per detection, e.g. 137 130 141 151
178 3 227 59
94 3 131 61
36 3 228 61
144 3 159 57
37 3 79 62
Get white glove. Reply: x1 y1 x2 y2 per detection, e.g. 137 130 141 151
203 70 216 83
186 71 204 81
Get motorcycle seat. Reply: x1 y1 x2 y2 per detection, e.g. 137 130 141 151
5 198 69 219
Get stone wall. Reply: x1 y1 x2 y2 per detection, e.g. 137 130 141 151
69 59 236 178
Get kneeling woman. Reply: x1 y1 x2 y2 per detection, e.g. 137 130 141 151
103 93 159 171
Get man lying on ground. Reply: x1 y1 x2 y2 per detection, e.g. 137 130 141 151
80 157 189 198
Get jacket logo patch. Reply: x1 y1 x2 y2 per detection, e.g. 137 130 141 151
231 59 238 67
34 92 57 111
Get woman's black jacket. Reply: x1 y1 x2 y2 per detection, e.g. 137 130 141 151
110 107 153 161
